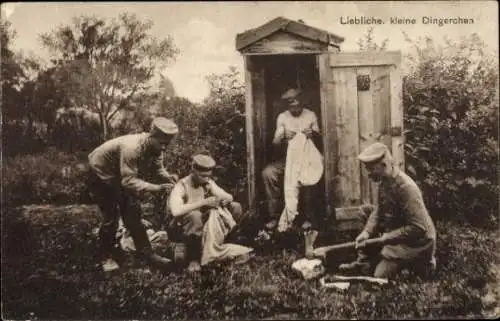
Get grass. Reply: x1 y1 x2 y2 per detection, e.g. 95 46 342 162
2 204 499 320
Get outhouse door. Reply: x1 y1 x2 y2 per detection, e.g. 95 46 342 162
317 51 404 224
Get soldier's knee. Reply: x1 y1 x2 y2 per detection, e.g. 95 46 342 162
230 201 242 214
374 259 400 279
229 202 245 223
187 210 204 226
262 164 278 182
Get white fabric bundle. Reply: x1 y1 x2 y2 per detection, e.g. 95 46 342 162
278 132 324 232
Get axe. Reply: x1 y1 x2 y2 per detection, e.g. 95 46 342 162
312 237 384 259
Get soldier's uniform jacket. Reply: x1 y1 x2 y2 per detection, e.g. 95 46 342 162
88 133 171 193
364 169 437 260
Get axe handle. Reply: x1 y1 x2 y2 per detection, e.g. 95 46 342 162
313 237 384 257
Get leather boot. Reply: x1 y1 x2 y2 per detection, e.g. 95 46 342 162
338 260 371 275
143 251 172 269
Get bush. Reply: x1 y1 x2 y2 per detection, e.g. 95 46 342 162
403 34 499 227
198 66 247 201
2 148 90 207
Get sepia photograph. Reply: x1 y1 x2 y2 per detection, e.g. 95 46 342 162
1 1 499 320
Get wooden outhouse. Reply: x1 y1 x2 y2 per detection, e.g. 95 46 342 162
235 17 404 229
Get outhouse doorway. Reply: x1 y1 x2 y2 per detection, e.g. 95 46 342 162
253 54 325 224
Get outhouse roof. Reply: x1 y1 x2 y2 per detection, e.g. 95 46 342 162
236 16 345 51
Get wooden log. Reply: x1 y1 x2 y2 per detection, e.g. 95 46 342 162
328 275 389 285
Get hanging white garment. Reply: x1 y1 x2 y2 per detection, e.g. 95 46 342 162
277 132 324 232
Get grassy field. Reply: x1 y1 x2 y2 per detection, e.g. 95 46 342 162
2 204 499 320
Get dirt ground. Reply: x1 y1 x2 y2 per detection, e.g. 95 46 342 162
2 204 499 320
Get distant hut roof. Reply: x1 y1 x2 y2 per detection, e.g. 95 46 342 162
236 16 345 51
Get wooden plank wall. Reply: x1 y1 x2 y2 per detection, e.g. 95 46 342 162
318 53 337 225
371 66 392 149
333 68 361 206
390 63 404 169
331 62 398 208
356 67 375 205
244 57 255 215
241 31 327 55
245 56 267 216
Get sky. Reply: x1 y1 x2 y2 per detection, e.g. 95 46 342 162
2 1 498 103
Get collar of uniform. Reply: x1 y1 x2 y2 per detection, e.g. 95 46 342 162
143 134 162 155
381 165 400 185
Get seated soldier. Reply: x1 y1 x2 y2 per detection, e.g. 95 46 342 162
339 142 437 279
261 88 323 234
168 154 247 273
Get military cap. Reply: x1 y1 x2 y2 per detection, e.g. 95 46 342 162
281 88 302 100
358 142 389 163
151 117 179 136
192 154 216 171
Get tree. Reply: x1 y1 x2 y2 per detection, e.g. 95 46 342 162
1 21 47 155
1 20 24 121
357 27 388 52
158 74 176 100
39 13 179 141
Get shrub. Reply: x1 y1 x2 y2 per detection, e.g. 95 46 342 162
403 34 499 227
198 66 247 201
2 148 90 207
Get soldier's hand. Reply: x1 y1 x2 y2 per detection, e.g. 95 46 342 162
302 128 314 139
355 230 370 249
284 130 297 141
167 174 179 183
141 218 153 229
159 183 175 193
219 199 231 207
204 196 220 208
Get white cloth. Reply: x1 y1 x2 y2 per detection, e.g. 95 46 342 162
291 258 325 280
201 207 253 266
278 132 324 232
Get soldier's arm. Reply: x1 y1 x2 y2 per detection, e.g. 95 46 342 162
208 180 233 202
311 111 320 134
363 205 381 236
362 187 383 235
272 114 286 145
382 184 428 243
153 150 176 182
120 146 161 193
168 182 208 217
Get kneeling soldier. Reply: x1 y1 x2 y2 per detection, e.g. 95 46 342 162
339 142 437 279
